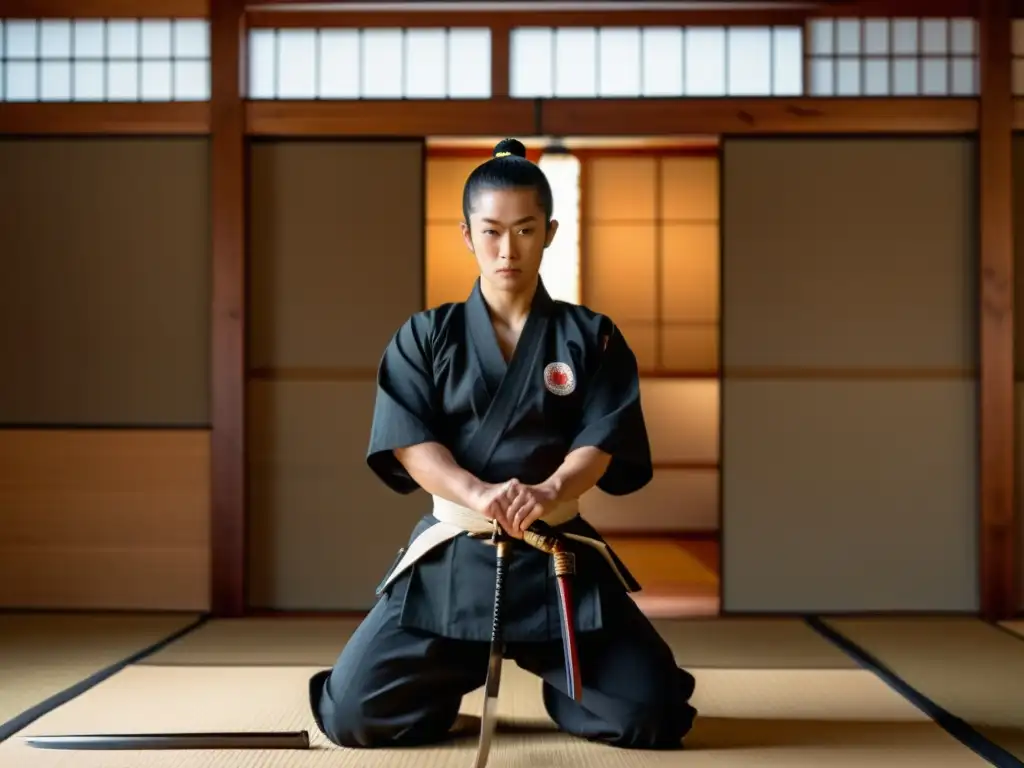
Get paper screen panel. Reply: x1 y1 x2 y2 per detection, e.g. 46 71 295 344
584 156 656 221
426 156 479 221
582 224 657 321
582 468 718 532
641 379 719 464
426 222 478 307
661 223 719 322
661 156 720 220
662 325 719 372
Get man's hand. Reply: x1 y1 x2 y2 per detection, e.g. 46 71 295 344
468 481 521 538
503 480 560 535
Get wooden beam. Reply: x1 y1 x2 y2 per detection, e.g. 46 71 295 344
246 99 535 136
541 98 979 135
244 0 980 24
209 0 248 618
570 146 721 160
978 0 1018 621
0 98 980 140
427 145 720 158
245 98 978 137
804 0 979 14
246 7 811 28
1 0 208 16
0 103 209 135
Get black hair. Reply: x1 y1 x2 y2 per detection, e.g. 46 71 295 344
461 138 554 228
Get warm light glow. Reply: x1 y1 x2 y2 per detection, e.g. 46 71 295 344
538 151 581 304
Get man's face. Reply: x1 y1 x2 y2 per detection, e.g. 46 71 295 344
461 187 558 293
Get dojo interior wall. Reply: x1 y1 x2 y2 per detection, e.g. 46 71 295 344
245 139 427 611
721 137 979 613
426 149 721 533
0 137 212 611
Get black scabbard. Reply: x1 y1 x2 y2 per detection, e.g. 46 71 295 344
22 731 311 750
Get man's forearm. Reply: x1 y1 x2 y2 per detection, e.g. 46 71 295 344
541 446 612 502
393 442 485 508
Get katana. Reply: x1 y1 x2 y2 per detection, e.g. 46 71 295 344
22 730 311 750
472 519 582 768
474 521 511 768
523 520 582 703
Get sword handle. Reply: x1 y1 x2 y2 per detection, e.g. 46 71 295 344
522 527 576 577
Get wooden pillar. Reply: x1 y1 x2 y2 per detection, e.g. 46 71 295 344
209 0 248 617
491 23 511 99
978 0 1017 621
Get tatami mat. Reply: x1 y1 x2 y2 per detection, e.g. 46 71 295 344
0 662 988 767
1001 620 1024 639
139 617 858 669
0 612 200 733
824 617 1024 760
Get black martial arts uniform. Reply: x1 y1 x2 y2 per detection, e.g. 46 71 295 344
308 278 697 749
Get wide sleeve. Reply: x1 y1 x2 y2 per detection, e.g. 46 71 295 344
365 314 440 494
568 321 653 495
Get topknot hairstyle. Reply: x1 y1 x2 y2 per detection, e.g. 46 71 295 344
461 138 554 227
492 137 528 159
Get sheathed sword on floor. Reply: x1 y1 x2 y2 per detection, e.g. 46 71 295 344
474 521 512 768
23 731 311 750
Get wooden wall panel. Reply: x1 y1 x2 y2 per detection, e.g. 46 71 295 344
0 430 210 610
723 379 978 612
246 139 425 611
249 140 426 371
0 138 211 427
724 140 977 373
247 381 425 609
722 137 979 613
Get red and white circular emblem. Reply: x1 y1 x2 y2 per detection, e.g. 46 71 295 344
543 362 576 396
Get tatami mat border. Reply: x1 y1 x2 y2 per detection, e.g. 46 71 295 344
0 615 210 744
806 617 1024 768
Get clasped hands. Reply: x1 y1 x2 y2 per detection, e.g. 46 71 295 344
470 479 558 539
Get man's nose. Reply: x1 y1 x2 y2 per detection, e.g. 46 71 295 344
499 233 518 260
